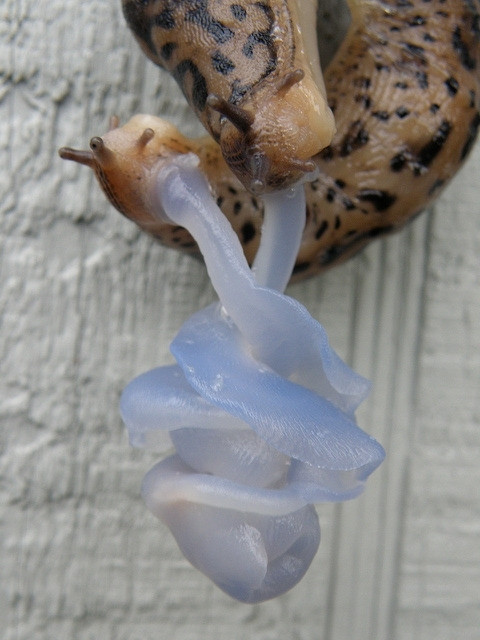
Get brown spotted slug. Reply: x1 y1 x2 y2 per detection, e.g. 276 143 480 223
121 0 336 193
60 0 480 281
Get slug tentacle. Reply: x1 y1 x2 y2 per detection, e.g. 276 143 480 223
89 136 115 166
137 127 155 147
275 68 305 96
206 95 254 134
58 146 95 168
108 115 120 131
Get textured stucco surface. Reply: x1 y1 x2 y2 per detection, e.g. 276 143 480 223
1 1 479 639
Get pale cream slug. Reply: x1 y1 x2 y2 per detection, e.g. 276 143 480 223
60 0 480 281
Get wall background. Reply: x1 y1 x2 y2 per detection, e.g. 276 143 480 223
1 1 479 639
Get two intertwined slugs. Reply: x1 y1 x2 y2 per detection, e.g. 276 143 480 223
60 0 480 281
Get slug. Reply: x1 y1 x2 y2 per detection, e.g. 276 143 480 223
60 0 480 281
121 0 336 193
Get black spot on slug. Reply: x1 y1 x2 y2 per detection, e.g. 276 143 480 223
211 50 235 75
445 76 459 95
230 4 247 21
416 71 429 89
368 226 395 237
122 1 158 55
355 94 372 109
173 60 208 111
340 121 369 156
409 15 427 26
241 221 256 244
354 77 371 88
319 246 345 267
320 147 334 161
315 220 329 239
357 189 397 212
243 31 273 58
255 2 273 16
472 10 480 40
293 261 310 275
396 106 410 118
318 225 395 267
160 42 177 60
416 119 452 170
229 80 251 104
452 26 476 69
186 2 234 44
154 9 176 30
236 4 276 78
402 41 427 64
342 197 355 211
391 153 406 171
460 112 480 160
372 110 390 121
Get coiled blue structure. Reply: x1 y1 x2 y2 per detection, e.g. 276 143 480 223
120 155 385 602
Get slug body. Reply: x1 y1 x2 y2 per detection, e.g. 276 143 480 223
121 0 336 192
60 0 480 281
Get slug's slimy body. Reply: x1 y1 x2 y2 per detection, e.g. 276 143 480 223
122 0 336 192
60 0 480 281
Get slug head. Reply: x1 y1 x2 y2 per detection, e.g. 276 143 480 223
59 115 197 230
208 70 336 194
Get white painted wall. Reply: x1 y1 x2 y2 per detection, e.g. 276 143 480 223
2 1 479 639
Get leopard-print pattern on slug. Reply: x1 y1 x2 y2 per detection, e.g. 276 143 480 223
289 0 480 277
60 0 480 281
156 0 480 279
122 0 336 193
123 1 283 114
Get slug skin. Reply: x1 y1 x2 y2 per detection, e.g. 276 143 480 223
60 0 480 281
